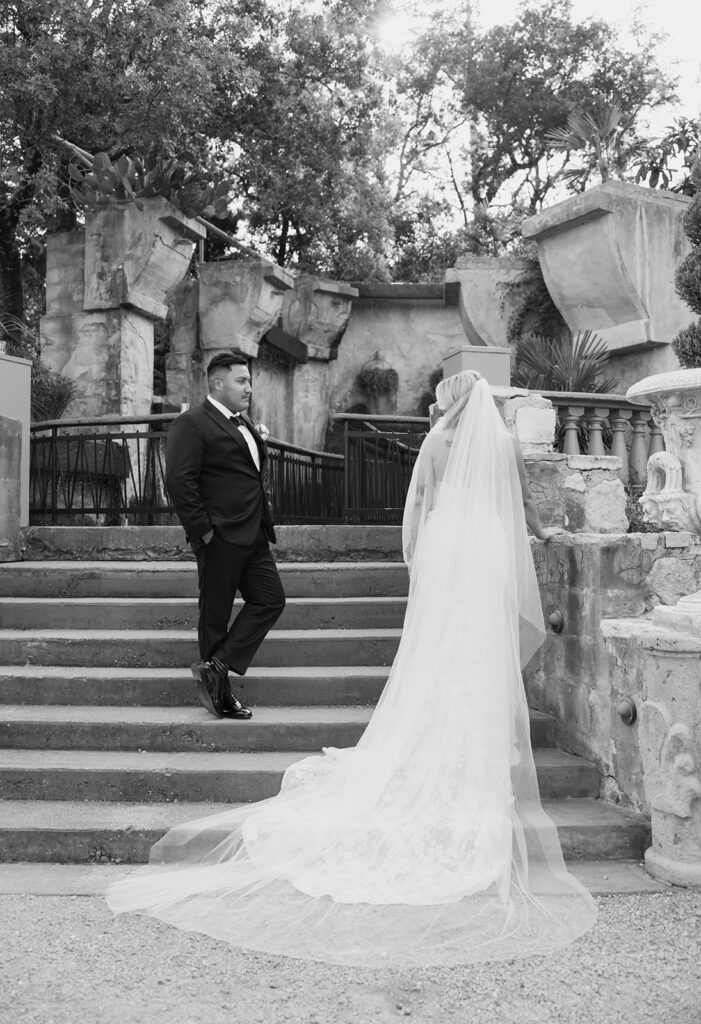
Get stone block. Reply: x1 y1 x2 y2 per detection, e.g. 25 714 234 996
442 345 511 386
525 453 628 532
44 232 85 316
0 416 22 561
282 276 358 360
647 556 699 606
83 198 205 319
199 259 294 361
522 181 692 357
164 279 200 408
41 308 155 419
445 255 539 348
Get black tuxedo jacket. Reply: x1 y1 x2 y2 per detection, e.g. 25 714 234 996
165 401 276 549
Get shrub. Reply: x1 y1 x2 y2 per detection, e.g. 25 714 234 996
30 362 76 420
683 192 701 247
674 248 701 314
671 320 701 368
511 330 619 393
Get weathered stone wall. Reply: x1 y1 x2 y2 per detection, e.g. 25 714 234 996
525 531 701 814
526 454 628 533
330 289 466 416
250 343 295 444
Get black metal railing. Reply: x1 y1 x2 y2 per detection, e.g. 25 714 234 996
335 414 429 525
29 395 660 527
29 415 344 526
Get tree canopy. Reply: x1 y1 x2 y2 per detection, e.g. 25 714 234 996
0 0 694 326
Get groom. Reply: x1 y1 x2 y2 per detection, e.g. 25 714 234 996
165 351 285 719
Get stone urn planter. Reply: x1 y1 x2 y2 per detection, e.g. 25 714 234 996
625 367 701 886
627 369 701 533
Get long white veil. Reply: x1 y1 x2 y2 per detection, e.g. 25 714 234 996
106 377 596 966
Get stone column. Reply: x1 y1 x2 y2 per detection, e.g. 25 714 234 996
0 416 22 560
281 276 358 450
0 353 31 525
40 198 206 419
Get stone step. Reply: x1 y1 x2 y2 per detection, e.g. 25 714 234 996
0 705 556 752
0 596 407 631
0 797 650 865
0 859 669 896
0 628 401 668
0 665 391 707
0 561 409 599
0 747 600 803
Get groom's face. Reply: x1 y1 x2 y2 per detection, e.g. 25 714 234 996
214 365 252 414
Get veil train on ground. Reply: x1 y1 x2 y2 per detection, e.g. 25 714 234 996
106 377 597 966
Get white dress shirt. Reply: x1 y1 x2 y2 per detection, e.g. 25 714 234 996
207 395 261 471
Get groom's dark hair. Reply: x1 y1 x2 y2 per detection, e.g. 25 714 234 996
207 351 249 379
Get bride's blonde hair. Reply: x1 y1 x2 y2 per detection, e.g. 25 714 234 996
435 369 482 414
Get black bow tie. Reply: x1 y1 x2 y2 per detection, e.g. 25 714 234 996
230 413 243 425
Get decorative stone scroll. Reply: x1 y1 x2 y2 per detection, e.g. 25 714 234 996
198 259 295 362
282 276 358 360
627 369 701 535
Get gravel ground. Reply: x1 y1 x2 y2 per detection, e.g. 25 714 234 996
2 891 700 1024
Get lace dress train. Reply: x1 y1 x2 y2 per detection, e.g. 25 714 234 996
106 380 597 965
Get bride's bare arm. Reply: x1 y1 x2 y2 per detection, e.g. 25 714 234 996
510 436 565 541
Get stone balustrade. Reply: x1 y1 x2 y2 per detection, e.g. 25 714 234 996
541 391 663 487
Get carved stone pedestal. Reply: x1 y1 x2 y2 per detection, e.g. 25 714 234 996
638 624 701 886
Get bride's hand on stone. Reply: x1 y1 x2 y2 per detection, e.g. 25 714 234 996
539 526 568 542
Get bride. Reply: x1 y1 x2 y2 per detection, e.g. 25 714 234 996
106 370 597 965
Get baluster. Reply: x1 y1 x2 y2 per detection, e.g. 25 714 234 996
648 417 665 456
585 407 607 456
561 405 585 454
608 407 632 483
629 409 650 489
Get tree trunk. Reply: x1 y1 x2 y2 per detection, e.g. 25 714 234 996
0 208 24 335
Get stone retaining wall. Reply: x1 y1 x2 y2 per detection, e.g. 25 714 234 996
526 531 701 814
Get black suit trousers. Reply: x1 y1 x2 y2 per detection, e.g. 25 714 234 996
195 527 285 675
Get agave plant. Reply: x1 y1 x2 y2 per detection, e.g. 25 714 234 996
511 330 619 394
68 151 232 221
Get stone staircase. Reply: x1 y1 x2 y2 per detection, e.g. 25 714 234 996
0 559 652 877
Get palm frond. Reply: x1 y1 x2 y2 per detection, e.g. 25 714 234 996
511 330 619 393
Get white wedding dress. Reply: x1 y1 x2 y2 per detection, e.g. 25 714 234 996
106 379 597 965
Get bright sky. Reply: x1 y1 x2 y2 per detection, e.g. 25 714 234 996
378 0 700 130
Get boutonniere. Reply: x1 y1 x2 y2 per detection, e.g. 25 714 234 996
255 422 270 442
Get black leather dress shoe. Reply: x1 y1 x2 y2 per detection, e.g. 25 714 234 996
190 661 226 718
221 691 253 719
